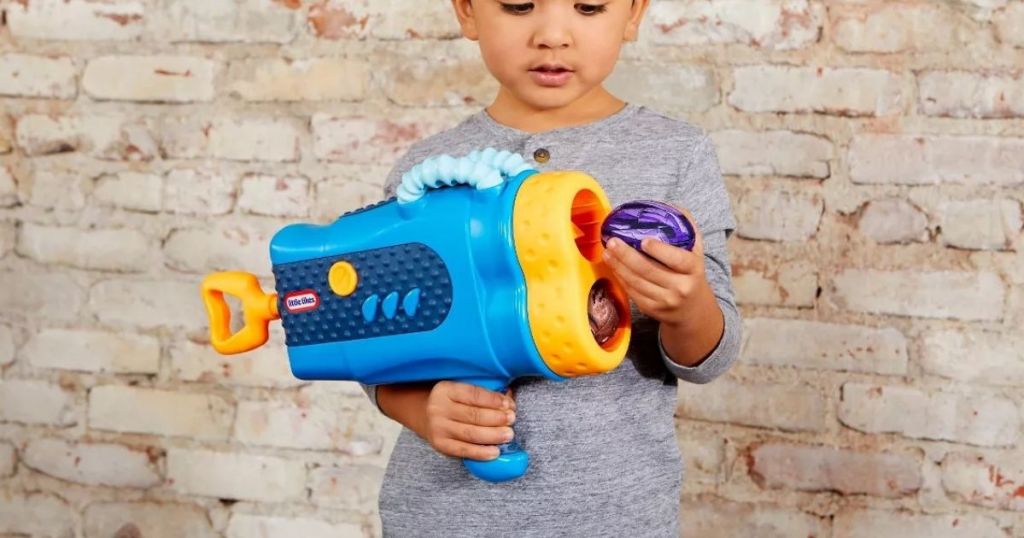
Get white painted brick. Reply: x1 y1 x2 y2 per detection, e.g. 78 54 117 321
164 221 275 276
840 383 1019 447
314 179 388 222
163 0 300 44
678 378 827 432
88 279 204 331
150 116 208 159
8 0 145 41
84 502 218 538
743 318 908 374
0 117 11 154
750 443 922 497
834 509 1005 538
89 385 233 440
684 499 826 538
941 452 1024 511
237 175 310 217
234 399 386 455
379 55 499 108
0 493 75 537
833 3 966 52
735 188 823 242
83 55 217 103
312 114 443 165
939 198 1022 251
0 53 77 99
711 130 832 178
310 465 384 512
208 118 300 162
607 62 717 113
0 441 15 477
0 221 15 259
921 330 1024 387
15 114 157 161
0 271 84 322
730 66 901 116
0 379 77 426
163 168 237 216
920 71 1024 119
226 514 365 538
994 3 1024 47
859 198 930 244
0 325 13 367
732 259 817 307
26 169 91 211
167 448 307 503
23 438 161 488
22 328 160 374
677 435 725 484
94 172 163 213
0 164 17 207
227 57 369 101
646 0 823 50
849 134 1024 185
17 223 154 272
832 270 1005 321
171 339 303 389
16 114 120 156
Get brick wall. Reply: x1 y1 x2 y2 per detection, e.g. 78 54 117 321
0 1 1021 537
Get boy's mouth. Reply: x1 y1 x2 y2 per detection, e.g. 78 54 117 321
529 64 574 87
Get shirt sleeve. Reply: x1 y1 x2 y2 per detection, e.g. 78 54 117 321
660 134 741 384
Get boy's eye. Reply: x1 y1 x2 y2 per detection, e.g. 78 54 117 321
576 3 608 15
498 2 607 16
500 2 533 15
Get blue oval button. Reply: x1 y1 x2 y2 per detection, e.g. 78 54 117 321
402 288 421 317
361 295 380 323
382 291 399 320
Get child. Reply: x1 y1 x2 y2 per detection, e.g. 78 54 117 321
363 1 740 536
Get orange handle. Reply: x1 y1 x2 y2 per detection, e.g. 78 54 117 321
200 271 280 355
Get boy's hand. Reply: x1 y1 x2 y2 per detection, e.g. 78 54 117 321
602 207 715 330
423 381 517 461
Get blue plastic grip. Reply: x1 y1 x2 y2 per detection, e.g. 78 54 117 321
459 378 529 483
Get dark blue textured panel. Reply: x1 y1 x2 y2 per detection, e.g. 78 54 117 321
272 243 453 347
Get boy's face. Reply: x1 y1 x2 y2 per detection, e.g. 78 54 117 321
453 0 648 111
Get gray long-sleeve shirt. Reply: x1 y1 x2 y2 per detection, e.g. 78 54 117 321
362 103 740 537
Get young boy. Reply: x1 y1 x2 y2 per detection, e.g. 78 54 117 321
363 1 740 536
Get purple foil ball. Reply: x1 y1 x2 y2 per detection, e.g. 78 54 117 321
601 200 696 253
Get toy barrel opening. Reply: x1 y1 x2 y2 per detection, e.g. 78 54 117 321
513 172 632 378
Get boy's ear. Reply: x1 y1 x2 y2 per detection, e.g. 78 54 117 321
624 0 650 42
451 0 480 41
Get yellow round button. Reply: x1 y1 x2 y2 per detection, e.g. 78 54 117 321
328 261 358 296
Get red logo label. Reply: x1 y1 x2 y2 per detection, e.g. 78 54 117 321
284 290 320 314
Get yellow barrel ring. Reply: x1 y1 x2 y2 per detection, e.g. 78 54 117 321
512 171 631 378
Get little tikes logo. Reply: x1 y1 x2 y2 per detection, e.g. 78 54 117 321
284 290 320 314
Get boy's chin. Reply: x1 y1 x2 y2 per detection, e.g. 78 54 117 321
514 87 590 110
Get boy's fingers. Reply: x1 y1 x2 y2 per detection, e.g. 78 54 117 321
605 255 663 304
604 238 676 288
450 402 515 427
640 238 700 274
444 420 515 446
438 439 500 462
449 383 510 409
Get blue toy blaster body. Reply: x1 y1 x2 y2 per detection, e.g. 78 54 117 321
201 149 632 482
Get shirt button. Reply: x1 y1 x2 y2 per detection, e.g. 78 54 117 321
533 148 550 163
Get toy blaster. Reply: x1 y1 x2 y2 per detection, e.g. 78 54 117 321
200 148 695 483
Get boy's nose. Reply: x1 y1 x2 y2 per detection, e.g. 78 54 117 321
531 23 573 49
